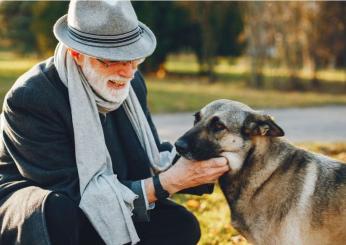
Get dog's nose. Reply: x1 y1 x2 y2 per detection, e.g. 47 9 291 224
175 139 189 155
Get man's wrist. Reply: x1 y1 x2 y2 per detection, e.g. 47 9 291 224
140 180 155 210
144 177 156 204
152 175 170 200
159 171 180 195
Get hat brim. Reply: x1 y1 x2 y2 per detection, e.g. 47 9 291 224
53 14 157 61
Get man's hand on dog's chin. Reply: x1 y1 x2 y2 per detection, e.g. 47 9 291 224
160 156 229 195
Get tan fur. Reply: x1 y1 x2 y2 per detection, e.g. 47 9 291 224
222 138 346 245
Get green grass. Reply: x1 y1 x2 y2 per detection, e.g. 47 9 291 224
152 55 346 113
0 52 345 113
173 142 346 245
0 52 38 109
146 77 346 113
165 54 346 83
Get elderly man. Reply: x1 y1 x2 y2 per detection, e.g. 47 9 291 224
0 1 229 245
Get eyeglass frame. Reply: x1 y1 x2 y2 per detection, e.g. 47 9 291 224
96 58 145 68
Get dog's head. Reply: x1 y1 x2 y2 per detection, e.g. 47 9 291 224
175 99 284 172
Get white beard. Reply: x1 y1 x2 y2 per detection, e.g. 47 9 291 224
80 58 133 104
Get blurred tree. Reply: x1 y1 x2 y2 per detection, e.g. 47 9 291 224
243 2 268 88
133 2 196 73
134 2 244 77
245 2 345 90
309 2 346 85
245 2 314 89
0 1 245 76
0 2 35 54
30 2 69 56
0 1 68 56
178 2 244 82
275 2 307 90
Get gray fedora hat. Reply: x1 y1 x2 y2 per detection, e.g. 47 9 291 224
53 0 156 61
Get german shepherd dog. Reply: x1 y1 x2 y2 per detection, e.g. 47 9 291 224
175 99 346 245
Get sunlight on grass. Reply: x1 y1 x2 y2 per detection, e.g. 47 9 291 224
263 67 346 83
173 142 346 245
165 55 346 83
0 52 38 70
146 77 346 113
0 53 39 109
298 142 346 163
0 60 38 72
173 185 245 245
1 52 345 113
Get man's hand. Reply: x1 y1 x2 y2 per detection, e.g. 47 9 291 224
160 157 229 195
144 157 229 203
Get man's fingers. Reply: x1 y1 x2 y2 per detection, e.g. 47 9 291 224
195 164 229 179
208 157 227 167
204 172 225 183
199 157 228 168
210 165 230 176
211 157 227 166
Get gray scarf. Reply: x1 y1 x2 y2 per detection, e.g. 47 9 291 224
54 43 175 245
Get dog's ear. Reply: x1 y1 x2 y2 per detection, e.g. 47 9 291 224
242 113 285 137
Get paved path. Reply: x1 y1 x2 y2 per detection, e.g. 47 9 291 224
152 106 346 143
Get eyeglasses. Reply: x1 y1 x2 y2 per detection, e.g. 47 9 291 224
96 58 145 68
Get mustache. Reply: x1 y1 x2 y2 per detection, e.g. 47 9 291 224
105 75 133 83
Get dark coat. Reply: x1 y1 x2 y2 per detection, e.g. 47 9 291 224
0 58 170 245
0 58 212 245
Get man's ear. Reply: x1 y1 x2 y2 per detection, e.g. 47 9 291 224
242 113 285 137
68 49 84 66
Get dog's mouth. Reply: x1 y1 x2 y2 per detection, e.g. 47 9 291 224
178 152 194 161
178 149 223 162
175 137 223 161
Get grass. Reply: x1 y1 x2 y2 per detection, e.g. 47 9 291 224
165 54 346 83
0 52 38 108
173 142 346 245
146 77 346 113
0 52 345 113
148 55 346 113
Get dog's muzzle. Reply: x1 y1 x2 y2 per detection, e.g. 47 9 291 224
174 138 189 156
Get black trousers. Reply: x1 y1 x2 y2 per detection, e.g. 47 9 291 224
45 193 201 245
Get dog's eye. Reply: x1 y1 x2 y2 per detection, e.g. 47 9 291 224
214 122 226 132
210 116 226 132
193 112 201 125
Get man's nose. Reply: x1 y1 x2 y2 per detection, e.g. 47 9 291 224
117 62 137 78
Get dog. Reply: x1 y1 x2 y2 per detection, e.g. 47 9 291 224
175 99 346 245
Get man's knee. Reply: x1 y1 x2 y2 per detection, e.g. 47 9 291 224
166 204 201 244
45 192 80 226
45 192 105 245
44 192 81 245
179 207 201 244
136 200 201 245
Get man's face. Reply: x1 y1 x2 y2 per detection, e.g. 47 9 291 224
75 52 143 103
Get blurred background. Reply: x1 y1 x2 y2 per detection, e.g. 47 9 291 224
0 1 345 244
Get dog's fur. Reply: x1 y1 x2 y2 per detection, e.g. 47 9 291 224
175 99 346 245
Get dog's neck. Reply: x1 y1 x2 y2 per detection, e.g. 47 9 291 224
221 151 247 173
219 137 291 240
219 137 291 205
221 136 271 174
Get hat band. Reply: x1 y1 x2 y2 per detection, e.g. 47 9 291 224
67 26 144 48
